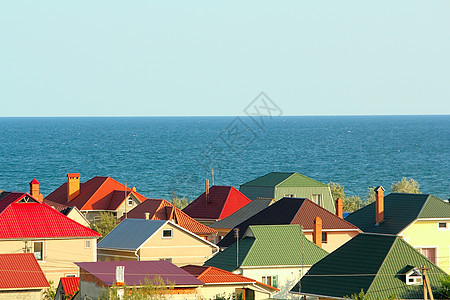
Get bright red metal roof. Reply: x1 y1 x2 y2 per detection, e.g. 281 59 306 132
45 176 146 211
0 253 49 289
0 193 101 239
182 186 251 220
60 277 79 296
30 178 40 185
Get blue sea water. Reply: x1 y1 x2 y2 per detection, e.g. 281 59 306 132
0 116 448 201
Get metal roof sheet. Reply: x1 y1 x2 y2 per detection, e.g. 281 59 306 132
60 277 79 296
0 253 49 289
240 172 327 188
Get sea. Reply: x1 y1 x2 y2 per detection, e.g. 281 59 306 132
0 115 448 201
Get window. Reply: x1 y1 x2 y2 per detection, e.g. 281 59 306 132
322 232 328 243
85 240 91 249
162 229 173 238
65 274 77 277
128 198 133 206
284 194 295 198
438 222 448 230
418 247 437 264
312 194 322 206
262 275 278 288
33 241 44 261
405 268 423 286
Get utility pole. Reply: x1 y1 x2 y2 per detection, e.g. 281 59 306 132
422 265 434 300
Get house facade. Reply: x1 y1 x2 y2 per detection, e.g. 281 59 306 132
97 219 219 266
239 172 335 213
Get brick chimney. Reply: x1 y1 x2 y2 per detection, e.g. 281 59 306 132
336 198 343 219
67 173 81 202
375 186 385 225
205 179 209 205
29 178 43 202
313 217 322 248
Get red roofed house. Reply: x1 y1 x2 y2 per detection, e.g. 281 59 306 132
45 173 146 222
0 253 49 300
181 265 279 300
0 191 101 284
182 181 252 225
122 198 217 240
55 277 79 300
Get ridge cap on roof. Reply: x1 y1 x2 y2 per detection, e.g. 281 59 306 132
275 172 297 186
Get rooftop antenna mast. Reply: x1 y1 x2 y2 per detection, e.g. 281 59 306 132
212 168 215 186
124 181 128 219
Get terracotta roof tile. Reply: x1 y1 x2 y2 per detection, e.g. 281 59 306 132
60 277 79 296
0 253 49 289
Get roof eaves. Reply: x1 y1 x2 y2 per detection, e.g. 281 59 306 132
167 221 219 249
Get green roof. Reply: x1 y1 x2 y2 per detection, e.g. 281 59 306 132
345 193 450 235
291 233 448 299
204 225 328 271
240 172 327 188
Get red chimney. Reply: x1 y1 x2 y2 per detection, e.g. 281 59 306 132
313 217 323 248
29 178 43 202
375 186 385 225
205 179 210 205
336 198 343 219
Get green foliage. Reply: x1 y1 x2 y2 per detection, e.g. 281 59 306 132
213 293 233 300
90 212 119 240
169 196 189 210
329 182 345 201
436 275 450 299
365 186 376 204
102 275 174 300
391 177 421 194
344 195 363 212
43 280 56 300
345 289 367 300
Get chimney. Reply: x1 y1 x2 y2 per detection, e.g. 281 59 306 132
115 266 125 286
145 212 150 220
205 179 209 205
67 173 81 202
29 178 43 202
131 187 136 192
375 186 385 225
336 198 343 219
313 217 322 248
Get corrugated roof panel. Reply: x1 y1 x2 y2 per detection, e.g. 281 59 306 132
0 253 49 289
240 172 294 187
60 277 79 296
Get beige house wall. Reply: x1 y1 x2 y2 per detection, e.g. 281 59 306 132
0 290 43 300
97 248 138 262
304 231 358 253
199 284 272 300
116 193 141 219
66 209 90 228
0 238 97 284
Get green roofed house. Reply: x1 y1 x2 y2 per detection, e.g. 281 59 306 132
290 233 448 300
204 224 328 299
239 172 335 213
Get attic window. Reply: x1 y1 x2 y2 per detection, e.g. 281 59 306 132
405 268 423 286
284 194 295 198
312 194 322 206
128 198 133 206
18 196 36 203
162 229 173 239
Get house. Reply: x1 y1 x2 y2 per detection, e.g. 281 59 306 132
76 260 203 300
44 199 91 228
181 265 279 300
239 172 335 213
290 233 448 300
55 277 79 300
218 197 361 253
0 253 49 300
45 173 146 222
204 224 328 299
0 191 101 283
97 219 219 266
122 198 217 240
345 187 450 273
210 198 275 241
182 181 252 225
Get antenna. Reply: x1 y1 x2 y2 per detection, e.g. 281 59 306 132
234 228 240 268
212 168 215 186
124 181 128 219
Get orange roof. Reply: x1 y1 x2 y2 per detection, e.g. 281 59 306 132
0 253 49 289
45 176 146 211
123 199 217 237
181 265 279 292
60 277 79 297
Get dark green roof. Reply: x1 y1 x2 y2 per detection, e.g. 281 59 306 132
240 172 327 188
205 225 328 271
291 233 447 299
345 193 450 235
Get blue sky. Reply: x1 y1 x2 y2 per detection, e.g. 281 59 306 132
1 1 449 116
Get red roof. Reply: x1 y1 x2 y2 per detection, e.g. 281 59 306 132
123 199 217 237
0 253 49 289
182 186 251 220
45 176 146 211
60 277 79 296
30 178 40 185
181 265 279 291
0 192 101 239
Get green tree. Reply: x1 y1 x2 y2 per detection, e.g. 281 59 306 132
329 182 346 201
436 275 450 299
169 196 189 210
343 195 363 212
365 186 376 204
90 212 119 240
103 275 174 300
391 177 421 194
43 280 56 300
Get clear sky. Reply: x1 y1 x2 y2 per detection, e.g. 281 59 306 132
1 1 449 117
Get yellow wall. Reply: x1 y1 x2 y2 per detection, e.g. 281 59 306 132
401 219 450 274
0 238 97 284
199 284 272 300
0 290 43 300
116 194 141 219
304 231 358 253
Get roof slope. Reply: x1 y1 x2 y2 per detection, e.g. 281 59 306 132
60 277 79 296
0 193 100 239
210 199 274 230
205 225 328 271
291 233 447 299
76 260 203 287
45 176 146 211
124 199 217 236
0 253 49 289
345 193 450 234
98 219 166 250
182 186 251 220
240 172 327 188
218 197 359 248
